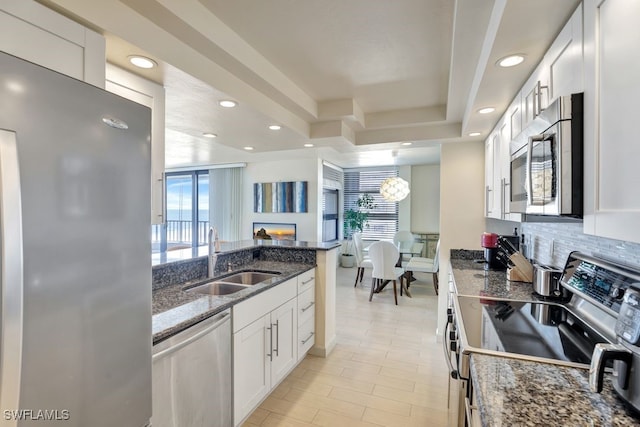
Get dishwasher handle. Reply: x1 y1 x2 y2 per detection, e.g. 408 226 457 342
153 311 230 361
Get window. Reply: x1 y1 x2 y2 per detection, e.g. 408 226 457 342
343 169 399 240
152 170 209 252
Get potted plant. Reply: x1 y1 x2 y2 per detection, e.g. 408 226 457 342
341 194 375 267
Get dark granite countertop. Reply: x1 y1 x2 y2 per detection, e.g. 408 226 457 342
451 249 640 426
450 258 536 300
152 260 314 344
470 354 640 426
152 239 340 267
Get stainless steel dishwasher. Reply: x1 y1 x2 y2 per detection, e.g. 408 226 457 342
151 309 232 427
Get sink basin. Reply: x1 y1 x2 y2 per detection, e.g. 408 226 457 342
185 282 249 296
221 271 280 285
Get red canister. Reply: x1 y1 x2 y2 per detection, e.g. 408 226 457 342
481 232 499 248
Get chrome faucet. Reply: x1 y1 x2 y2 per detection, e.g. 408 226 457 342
208 228 216 278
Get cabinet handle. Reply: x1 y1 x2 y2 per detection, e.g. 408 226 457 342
485 186 492 216
301 332 314 345
301 277 314 285
301 302 315 312
266 325 273 362
504 181 511 215
535 80 549 117
273 320 279 357
500 178 505 220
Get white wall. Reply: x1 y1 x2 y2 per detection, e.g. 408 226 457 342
437 141 486 338
243 158 320 241
410 164 440 232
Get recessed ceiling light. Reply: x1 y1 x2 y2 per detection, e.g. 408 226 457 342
128 55 157 69
469 132 481 137
497 54 525 68
219 100 238 108
243 146 254 151
304 143 314 148
202 132 217 138
401 142 413 146
478 107 495 114
268 125 281 130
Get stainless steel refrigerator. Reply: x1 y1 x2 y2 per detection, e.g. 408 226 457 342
0 51 151 426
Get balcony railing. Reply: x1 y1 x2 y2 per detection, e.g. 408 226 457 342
151 220 210 251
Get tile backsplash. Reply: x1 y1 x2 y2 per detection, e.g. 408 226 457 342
520 222 640 269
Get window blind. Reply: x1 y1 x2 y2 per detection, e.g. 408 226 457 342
344 169 399 240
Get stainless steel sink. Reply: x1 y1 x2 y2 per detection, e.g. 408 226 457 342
221 271 280 285
185 282 250 296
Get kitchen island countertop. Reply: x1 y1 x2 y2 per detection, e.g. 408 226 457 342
152 260 313 344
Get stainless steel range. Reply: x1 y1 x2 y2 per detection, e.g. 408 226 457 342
446 252 640 426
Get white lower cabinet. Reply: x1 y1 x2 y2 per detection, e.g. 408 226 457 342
233 279 298 425
233 269 317 425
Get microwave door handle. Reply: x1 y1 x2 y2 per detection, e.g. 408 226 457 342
526 138 534 207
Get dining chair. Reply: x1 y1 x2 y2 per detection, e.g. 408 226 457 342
368 240 406 305
405 239 440 295
352 232 373 287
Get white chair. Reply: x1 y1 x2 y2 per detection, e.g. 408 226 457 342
405 239 440 295
368 240 407 305
352 232 373 287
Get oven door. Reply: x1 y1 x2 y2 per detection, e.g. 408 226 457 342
510 144 528 213
527 129 559 215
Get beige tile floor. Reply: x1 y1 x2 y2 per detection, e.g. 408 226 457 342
242 266 450 427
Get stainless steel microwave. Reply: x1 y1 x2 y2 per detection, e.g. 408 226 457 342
510 93 583 217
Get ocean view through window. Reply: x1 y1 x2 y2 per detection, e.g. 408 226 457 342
152 170 209 252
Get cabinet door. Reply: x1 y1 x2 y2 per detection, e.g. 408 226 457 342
0 0 105 87
583 0 640 243
233 314 270 424
546 4 583 101
521 63 549 128
270 298 297 385
106 64 166 224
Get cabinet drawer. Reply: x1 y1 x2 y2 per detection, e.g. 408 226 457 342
298 316 315 358
233 278 297 333
297 269 315 294
298 286 315 325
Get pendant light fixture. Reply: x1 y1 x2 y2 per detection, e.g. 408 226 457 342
380 151 410 202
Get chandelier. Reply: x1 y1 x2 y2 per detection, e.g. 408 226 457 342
380 176 410 202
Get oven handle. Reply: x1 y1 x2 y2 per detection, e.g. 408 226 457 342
443 321 460 379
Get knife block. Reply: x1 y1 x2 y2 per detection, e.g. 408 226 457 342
507 252 533 283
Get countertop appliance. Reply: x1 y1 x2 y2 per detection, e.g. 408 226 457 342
533 264 566 299
591 285 640 414
152 309 232 427
510 92 584 216
0 52 151 426
446 252 640 426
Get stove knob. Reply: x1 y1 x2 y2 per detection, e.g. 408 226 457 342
449 330 457 341
610 286 624 299
450 341 457 352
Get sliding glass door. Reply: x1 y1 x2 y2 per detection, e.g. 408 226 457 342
152 170 209 252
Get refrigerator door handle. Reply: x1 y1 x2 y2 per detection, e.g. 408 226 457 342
0 129 24 424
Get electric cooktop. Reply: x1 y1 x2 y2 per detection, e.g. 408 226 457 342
455 296 610 366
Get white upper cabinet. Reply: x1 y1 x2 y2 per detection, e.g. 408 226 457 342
0 0 104 87
106 64 166 225
546 4 584 101
583 0 640 243
521 61 549 129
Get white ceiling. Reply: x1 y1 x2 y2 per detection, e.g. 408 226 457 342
40 0 580 169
